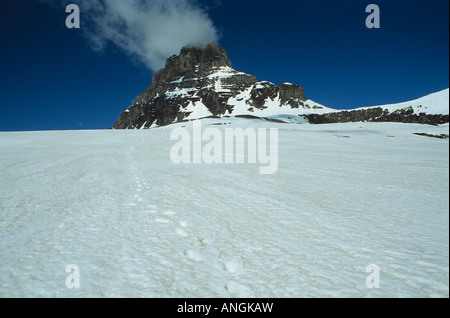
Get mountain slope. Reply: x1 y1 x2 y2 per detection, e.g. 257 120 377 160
304 88 449 125
360 88 449 115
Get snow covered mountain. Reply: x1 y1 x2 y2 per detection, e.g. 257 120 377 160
359 88 449 115
113 43 333 129
304 88 449 125
112 43 449 129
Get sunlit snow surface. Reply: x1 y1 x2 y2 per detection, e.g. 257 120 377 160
0 119 448 297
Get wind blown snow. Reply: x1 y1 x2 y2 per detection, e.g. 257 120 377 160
0 120 448 297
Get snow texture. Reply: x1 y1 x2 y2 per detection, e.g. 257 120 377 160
0 120 448 297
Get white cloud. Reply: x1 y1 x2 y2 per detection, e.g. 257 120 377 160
46 0 219 71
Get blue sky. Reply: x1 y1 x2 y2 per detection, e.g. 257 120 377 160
0 0 448 131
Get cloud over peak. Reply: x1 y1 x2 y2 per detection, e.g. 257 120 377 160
48 0 219 71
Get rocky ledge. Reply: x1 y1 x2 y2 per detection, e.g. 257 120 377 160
304 107 449 126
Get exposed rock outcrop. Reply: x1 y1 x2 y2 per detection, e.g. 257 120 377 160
279 83 307 108
303 107 449 125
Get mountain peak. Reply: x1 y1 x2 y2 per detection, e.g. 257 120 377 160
113 43 313 129
152 42 232 86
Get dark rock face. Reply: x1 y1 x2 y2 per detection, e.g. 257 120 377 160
197 89 229 116
304 107 385 124
279 83 307 108
151 43 232 86
303 107 449 125
113 42 310 129
248 82 279 109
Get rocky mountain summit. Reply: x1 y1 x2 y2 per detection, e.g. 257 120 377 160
113 43 314 129
113 43 449 129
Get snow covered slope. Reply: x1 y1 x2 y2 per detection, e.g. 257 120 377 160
202 87 450 122
302 88 449 125
0 120 448 297
357 88 449 115
220 83 334 118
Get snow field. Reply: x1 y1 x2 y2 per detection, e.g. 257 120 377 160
0 120 448 297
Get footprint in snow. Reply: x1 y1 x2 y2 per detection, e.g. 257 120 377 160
175 228 188 237
198 236 209 246
184 250 203 262
224 260 241 274
154 218 170 224
225 281 254 298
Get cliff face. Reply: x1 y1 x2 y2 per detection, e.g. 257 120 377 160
303 107 449 125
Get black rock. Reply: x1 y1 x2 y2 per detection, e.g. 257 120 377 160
248 82 279 109
279 83 307 108
303 107 449 125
